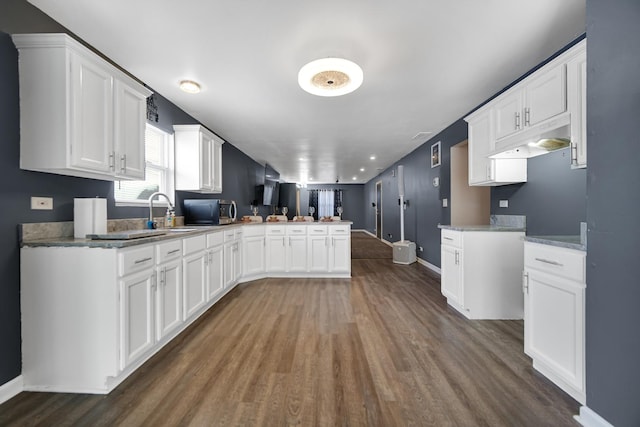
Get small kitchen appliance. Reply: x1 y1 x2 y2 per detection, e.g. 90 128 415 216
183 199 237 225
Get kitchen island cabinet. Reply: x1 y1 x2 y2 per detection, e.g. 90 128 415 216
439 226 525 319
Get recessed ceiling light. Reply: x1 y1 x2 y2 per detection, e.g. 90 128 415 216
359 167 365 172
179 80 201 94
352 176 357 180
298 58 363 97
299 157 306 161
370 155 376 160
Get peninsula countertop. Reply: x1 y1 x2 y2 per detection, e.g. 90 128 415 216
21 220 353 249
438 224 526 232
523 235 586 252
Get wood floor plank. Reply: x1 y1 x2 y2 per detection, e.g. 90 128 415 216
0 232 580 426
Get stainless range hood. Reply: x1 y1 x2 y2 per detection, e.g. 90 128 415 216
489 112 571 159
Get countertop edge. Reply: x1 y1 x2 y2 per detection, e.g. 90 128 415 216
438 225 526 232
523 235 586 252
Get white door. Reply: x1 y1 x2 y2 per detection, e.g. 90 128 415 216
243 236 265 277
467 109 493 185
440 245 463 306
120 269 155 370
223 242 235 288
308 236 329 272
69 52 113 173
524 63 566 126
525 269 584 391
329 235 351 273
183 251 207 319
207 245 224 301
233 241 242 282
113 79 147 179
494 90 523 140
266 236 287 273
287 235 307 273
156 259 182 340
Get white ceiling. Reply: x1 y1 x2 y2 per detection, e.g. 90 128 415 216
28 0 585 184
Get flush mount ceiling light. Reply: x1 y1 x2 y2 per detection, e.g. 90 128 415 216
179 80 201 94
298 58 363 97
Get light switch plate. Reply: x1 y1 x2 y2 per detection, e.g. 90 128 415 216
31 196 53 210
499 200 509 208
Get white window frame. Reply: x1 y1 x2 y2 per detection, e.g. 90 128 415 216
114 124 175 207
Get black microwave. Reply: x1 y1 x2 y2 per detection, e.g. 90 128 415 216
183 199 237 225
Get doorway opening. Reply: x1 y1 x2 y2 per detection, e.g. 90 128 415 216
375 181 382 239
450 140 490 225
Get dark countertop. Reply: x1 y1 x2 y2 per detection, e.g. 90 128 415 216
21 221 353 249
438 224 526 232
524 235 586 252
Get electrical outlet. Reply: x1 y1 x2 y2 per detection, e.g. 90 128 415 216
499 200 509 208
442 198 448 208
387 233 393 239
419 246 424 252
31 196 53 210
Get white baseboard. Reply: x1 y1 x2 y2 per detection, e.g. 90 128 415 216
417 257 441 275
574 406 614 427
0 375 23 405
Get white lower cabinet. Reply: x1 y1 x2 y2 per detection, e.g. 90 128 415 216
242 225 266 279
524 242 586 404
20 222 352 394
439 228 525 319
205 231 224 301
182 235 207 320
120 268 156 371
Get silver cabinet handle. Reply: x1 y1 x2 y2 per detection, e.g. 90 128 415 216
570 142 578 165
515 112 521 129
151 271 157 291
288 236 291 247
523 271 529 294
534 257 563 267
134 257 152 264
120 154 127 173
167 249 180 255
109 151 115 171
443 237 453 241
524 107 531 126
454 250 459 265
160 267 166 287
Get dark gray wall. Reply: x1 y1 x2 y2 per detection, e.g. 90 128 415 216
364 120 467 267
0 3 265 387
585 1 640 426
491 148 586 235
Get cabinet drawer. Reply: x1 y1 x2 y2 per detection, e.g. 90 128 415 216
156 239 182 264
223 229 236 242
308 225 328 235
525 242 585 282
119 245 155 276
207 231 223 248
330 225 350 235
266 225 286 235
183 234 206 256
243 224 265 237
286 225 307 235
441 229 461 247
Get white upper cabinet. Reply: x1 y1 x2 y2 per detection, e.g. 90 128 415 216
466 107 527 186
12 33 152 181
174 125 225 193
494 91 524 140
566 40 587 169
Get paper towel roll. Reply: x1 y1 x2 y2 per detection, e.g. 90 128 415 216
74 198 107 238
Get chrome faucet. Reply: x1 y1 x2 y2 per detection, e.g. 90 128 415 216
148 192 174 224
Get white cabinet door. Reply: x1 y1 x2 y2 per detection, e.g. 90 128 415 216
440 244 463 306
287 235 308 273
308 236 329 272
183 251 207 319
207 245 224 301
224 241 239 289
69 51 113 173
120 269 155 370
243 236 265 277
233 240 242 283
113 79 147 180
493 90 524 140
174 125 225 193
212 139 223 193
329 235 350 273
567 42 587 169
156 259 182 341
266 236 287 273
467 109 493 185
200 132 214 191
524 63 566 126
525 269 585 394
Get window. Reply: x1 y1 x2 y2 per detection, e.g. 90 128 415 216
114 124 174 206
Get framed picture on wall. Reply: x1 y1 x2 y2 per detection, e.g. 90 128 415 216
431 141 441 168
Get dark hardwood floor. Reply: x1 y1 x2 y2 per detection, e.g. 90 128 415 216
0 232 579 426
